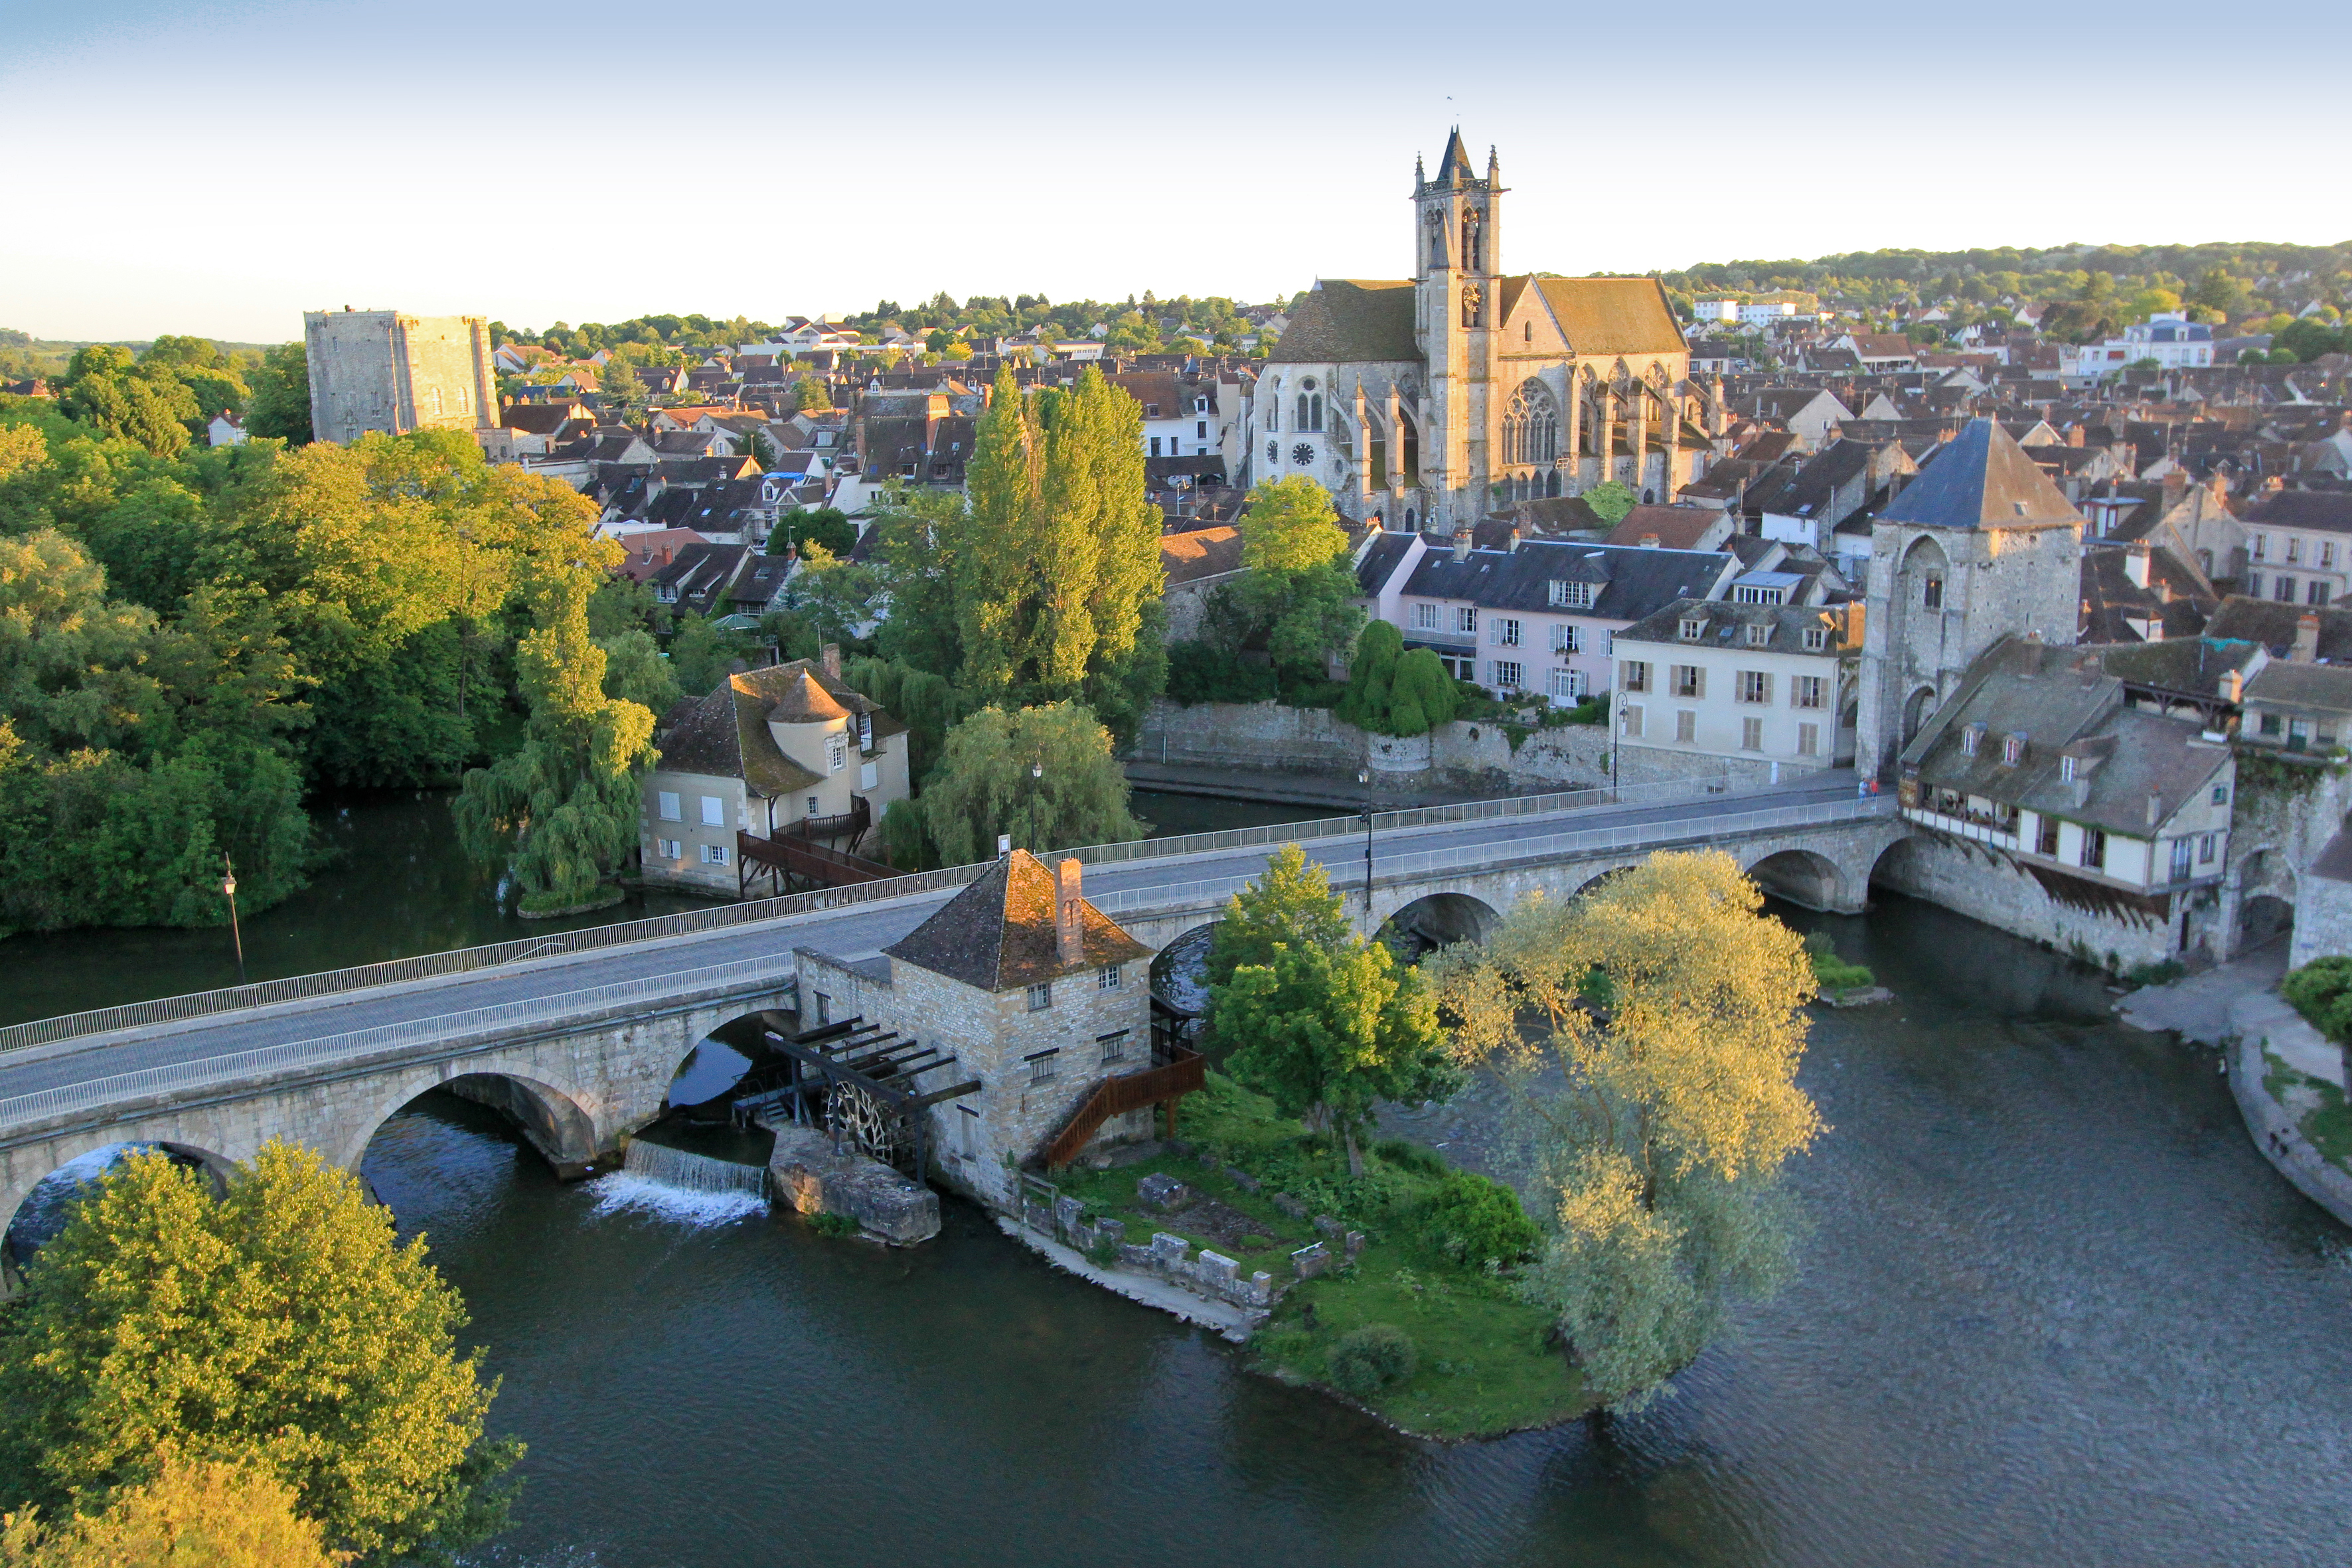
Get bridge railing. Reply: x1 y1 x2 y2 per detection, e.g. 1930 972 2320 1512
0 956 799 1137
0 774 1758 1056
1087 793 1898 918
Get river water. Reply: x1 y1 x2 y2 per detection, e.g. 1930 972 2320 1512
17 792 2352 1565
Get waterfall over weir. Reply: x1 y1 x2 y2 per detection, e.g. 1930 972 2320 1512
621 1138 770 1200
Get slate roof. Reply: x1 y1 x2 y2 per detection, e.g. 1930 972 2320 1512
1902 638 2231 837
2239 490 2352 534
1397 538 1731 620
1879 418 2080 530
884 850 1152 993
1269 280 1419 364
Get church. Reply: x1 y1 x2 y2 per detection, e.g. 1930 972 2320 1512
1255 131 1715 534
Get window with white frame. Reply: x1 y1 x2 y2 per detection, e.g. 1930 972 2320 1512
1492 659 1524 689
658 791 682 822
1413 602 1439 630
699 796 725 826
1026 982 1053 1012
1551 623 1581 654
1549 668 1587 700
1494 617 1522 648
1455 606 1478 635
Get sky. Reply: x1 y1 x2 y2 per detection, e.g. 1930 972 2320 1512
6 0 2350 345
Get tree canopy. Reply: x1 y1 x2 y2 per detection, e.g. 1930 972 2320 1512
1429 852 1820 1411
0 1143 518 1564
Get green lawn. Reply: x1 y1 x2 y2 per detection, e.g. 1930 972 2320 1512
1049 1072 1586 1439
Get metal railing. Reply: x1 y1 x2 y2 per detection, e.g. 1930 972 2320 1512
1087 794 1896 917
0 772 1768 1056
0 956 798 1137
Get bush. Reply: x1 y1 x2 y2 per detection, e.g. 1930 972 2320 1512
2284 957 2352 1042
1166 639 1279 705
1418 1172 1538 1267
1326 1324 1417 1395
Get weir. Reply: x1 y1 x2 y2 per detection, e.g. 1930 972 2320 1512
621 1138 769 1200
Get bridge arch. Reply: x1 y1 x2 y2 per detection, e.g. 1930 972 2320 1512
1746 848 1846 912
337 1068 601 1180
1381 892 1500 959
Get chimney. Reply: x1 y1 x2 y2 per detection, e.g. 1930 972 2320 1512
2294 613 2320 663
1054 858 1083 966
821 642 841 680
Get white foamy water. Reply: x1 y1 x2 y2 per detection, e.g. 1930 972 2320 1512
586 1172 767 1226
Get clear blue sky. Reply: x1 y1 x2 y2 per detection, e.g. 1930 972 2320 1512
7 0 2348 343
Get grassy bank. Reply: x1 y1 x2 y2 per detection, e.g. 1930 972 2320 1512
1046 1072 1584 1439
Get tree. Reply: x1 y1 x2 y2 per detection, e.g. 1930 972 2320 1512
453 564 657 911
1202 845 1455 1176
0 1454 348 1568
0 1144 518 1565
919 700 1144 864
1427 851 1820 1411
1583 480 1636 525
791 376 830 412
244 344 312 445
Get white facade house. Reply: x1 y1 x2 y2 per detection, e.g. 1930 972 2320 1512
1610 599 1864 785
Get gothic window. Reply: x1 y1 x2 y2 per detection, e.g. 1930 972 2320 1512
1461 208 1483 272
1502 380 1559 466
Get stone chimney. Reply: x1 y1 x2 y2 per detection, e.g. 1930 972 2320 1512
821 642 841 680
2294 613 2320 663
1054 858 1083 966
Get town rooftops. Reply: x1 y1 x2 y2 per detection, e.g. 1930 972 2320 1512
884 850 1152 993
1879 418 2081 530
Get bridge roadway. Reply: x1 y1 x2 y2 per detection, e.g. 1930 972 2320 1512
0 773 1875 1119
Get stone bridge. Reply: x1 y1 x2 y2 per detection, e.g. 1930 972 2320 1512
0 775 1902 1277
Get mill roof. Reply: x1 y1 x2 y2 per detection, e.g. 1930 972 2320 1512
884 850 1152 992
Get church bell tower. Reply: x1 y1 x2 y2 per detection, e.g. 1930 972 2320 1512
1413 131 1502 533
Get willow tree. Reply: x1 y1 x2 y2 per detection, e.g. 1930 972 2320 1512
453 560 657 912
1428 850 1820 1411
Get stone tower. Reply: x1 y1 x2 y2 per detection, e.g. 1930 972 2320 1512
1413 131 1502 534
1853 418 2085 782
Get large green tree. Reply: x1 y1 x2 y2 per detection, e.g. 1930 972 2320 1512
0 1144 519 1565
919 700 1144 864
1429 851 1820 1411
1202 844 1455 1175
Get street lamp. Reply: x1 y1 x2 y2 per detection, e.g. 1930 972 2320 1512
220 853 247 987
1356 769 1375 924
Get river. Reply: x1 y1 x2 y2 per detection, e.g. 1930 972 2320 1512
15 793 2352 1565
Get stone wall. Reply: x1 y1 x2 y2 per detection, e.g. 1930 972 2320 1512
1871 831 2177 970
1137 700 1611 793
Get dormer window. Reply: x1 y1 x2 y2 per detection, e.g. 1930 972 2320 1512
1679 618 1704 641
2002 733 2025 766
1746 623 1770 647
1962 722 1986 757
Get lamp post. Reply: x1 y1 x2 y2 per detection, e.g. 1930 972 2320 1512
1356 768 1375 926
220 853 247 987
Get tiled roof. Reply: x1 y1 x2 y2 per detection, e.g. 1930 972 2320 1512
884 850 1152 992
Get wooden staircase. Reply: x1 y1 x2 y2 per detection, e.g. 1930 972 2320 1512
1039 1049 1206 1170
